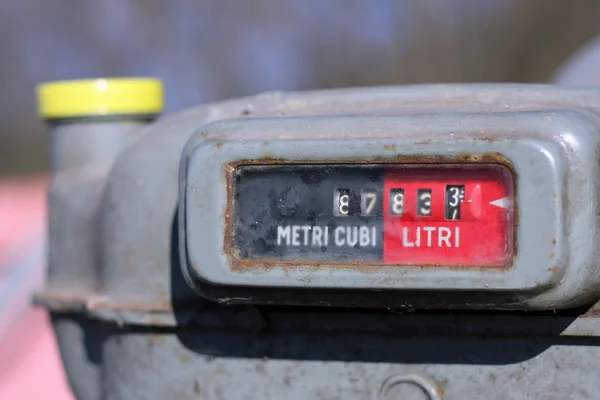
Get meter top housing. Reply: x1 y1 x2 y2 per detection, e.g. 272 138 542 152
177 85 600 311
179 111 599 310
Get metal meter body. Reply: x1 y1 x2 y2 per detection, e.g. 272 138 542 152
35 82 600 400
181 112 600 310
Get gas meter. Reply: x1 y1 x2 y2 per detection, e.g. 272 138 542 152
35 80 600 399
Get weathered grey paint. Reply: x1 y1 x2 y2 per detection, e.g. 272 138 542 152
36 84 600 399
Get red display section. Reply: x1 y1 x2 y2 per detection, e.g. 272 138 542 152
383 165 514 266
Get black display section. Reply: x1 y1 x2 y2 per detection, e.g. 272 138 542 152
445 185 465 220
233 165 385 262
417 188 432 216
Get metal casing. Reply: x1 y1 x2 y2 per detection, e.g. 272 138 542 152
36 85 600 399
180 110 600 310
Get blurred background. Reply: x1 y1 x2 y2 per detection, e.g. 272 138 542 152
3 1 600 399
4 0 600 175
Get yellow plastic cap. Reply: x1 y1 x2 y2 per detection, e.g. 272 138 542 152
37 78 164 119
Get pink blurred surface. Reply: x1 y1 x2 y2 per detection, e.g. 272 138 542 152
0 177 73 400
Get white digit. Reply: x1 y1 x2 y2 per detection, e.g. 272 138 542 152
392 192 404 215
448 187 460 207
419 192 432 216
451 208 458 220
362 191 377 215
339 194 350 215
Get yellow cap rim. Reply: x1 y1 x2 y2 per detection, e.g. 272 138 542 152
37 78 164 119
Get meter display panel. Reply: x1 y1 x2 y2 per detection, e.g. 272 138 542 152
232 164 514 267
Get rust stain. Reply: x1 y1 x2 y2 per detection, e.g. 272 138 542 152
546 114 553 121
229 259 512 274
413 140 432 145
581 302 600 318
99 299 173 312
552 238 557 245
194 380 202 394
283 376 292 387
226 152 513 167
383 143 396 151
222 154 519 274
436 385 445 398
548 265 559 273
473 136 502 143
34 289 175 315
32 291 88 311
226 157 288 170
